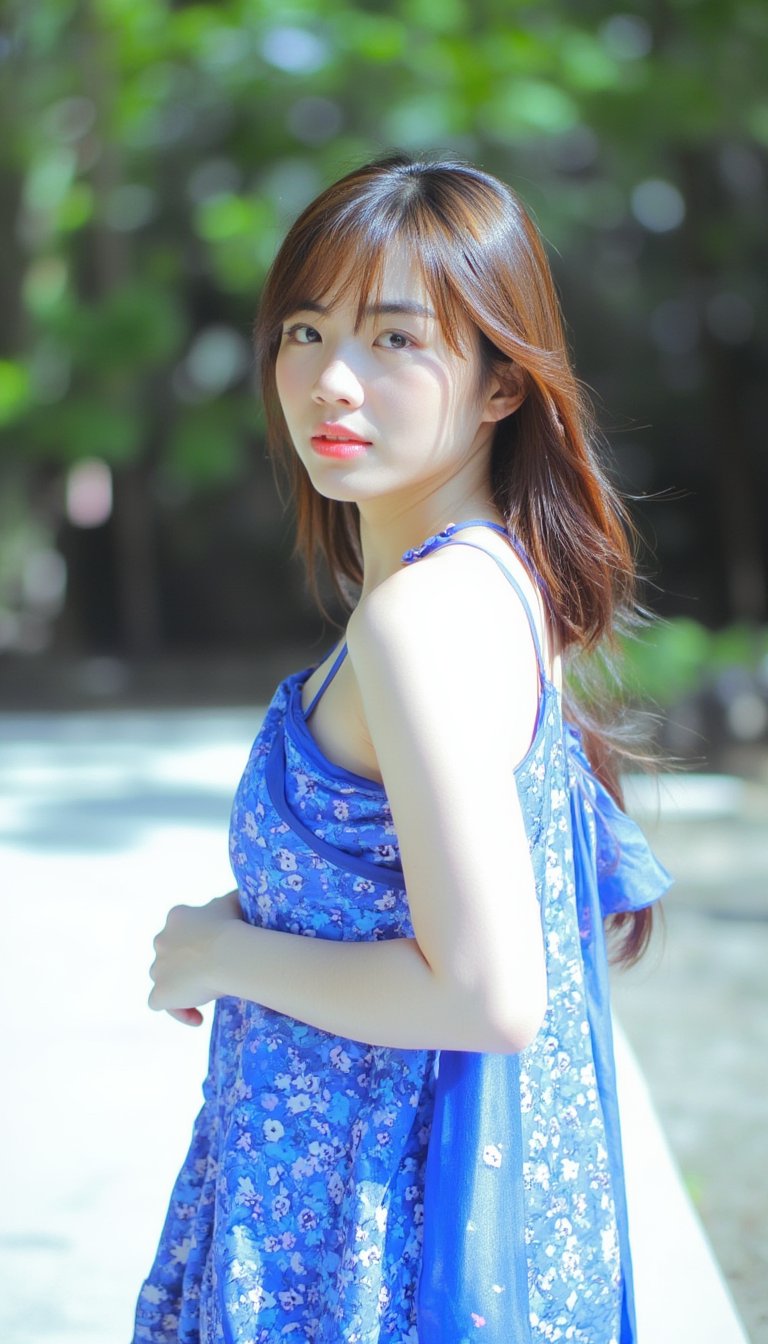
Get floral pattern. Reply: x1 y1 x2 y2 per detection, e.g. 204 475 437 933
133 678 435 1343
514 701 623 1342
132 529 662 1344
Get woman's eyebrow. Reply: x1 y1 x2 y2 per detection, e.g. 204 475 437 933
366 301 436 319
290 300 436 320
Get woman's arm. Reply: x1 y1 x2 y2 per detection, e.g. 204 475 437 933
150 546 548 1052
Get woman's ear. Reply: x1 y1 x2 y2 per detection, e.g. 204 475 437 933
481 361 528 423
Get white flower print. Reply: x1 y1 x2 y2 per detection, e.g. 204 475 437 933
533 1162 551 1189
169 1236 194 1265
329 1045 352 1073
140 1285 167 1306
236 1176 258 1204
263 1119 285 1142
482 1144 503 1168
247 1285 276 1312
286 1093 311 1115
358 1245 381 1268
291 1156 314 1180
327 1172 344 1205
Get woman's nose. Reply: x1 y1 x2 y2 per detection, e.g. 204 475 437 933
312 357 364 407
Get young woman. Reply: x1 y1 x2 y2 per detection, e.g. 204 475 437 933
133 154 670 1344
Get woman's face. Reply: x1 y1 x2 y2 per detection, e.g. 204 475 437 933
274 247 511 508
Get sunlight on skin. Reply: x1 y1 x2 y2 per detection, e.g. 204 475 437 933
275 246 525 594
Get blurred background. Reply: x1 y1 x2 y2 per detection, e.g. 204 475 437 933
1 1 766 1341
0 0 767 754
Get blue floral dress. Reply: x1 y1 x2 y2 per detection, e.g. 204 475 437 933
132 521 670 1344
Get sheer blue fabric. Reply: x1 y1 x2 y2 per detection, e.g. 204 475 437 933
418 720 670 1343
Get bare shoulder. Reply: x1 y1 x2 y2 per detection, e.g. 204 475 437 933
348 539 544 671
347 541 546 764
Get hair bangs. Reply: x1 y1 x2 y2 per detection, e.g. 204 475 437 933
261 199 478 366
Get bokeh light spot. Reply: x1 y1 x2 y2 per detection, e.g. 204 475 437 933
66 459 114 528
23 256 68 315
727 692 768 741
261 26 330 74
181 326 251 398
44 96 97 143
262 160 323 221
599 15 653 61
631 179 685 232
25 149 77 213
22 549 67 613
104 184 156 231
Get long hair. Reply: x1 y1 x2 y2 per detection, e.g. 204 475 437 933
254 153 654 966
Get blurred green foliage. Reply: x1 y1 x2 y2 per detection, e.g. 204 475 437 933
0 0 766 659
622 618 768 707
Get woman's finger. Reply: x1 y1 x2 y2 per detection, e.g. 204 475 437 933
166 1007 204 1027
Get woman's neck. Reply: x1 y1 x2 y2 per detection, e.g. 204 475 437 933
357 485 504 598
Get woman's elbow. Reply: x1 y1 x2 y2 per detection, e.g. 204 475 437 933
494 998 547 1053
483 971 548 1054
427 937 548 1052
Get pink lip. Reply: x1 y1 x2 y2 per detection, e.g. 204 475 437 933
310 425 372 459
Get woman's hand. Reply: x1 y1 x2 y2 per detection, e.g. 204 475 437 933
148 890 243 1027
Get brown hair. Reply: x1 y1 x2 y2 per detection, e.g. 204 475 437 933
254 153 655 966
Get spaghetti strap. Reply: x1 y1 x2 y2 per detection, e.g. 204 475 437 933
401 520 548 687
441 540 547 687
307 524 547 720
303 641 348 721
402 518 551 609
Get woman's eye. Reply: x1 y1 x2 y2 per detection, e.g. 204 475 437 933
377 331 414 350
284 323 321 344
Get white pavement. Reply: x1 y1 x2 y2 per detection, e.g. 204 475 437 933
0 710 753 1342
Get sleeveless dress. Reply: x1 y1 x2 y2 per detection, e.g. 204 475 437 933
132 520 671 1344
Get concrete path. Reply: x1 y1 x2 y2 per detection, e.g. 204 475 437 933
0 710 762 1342
615 770 767 1343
